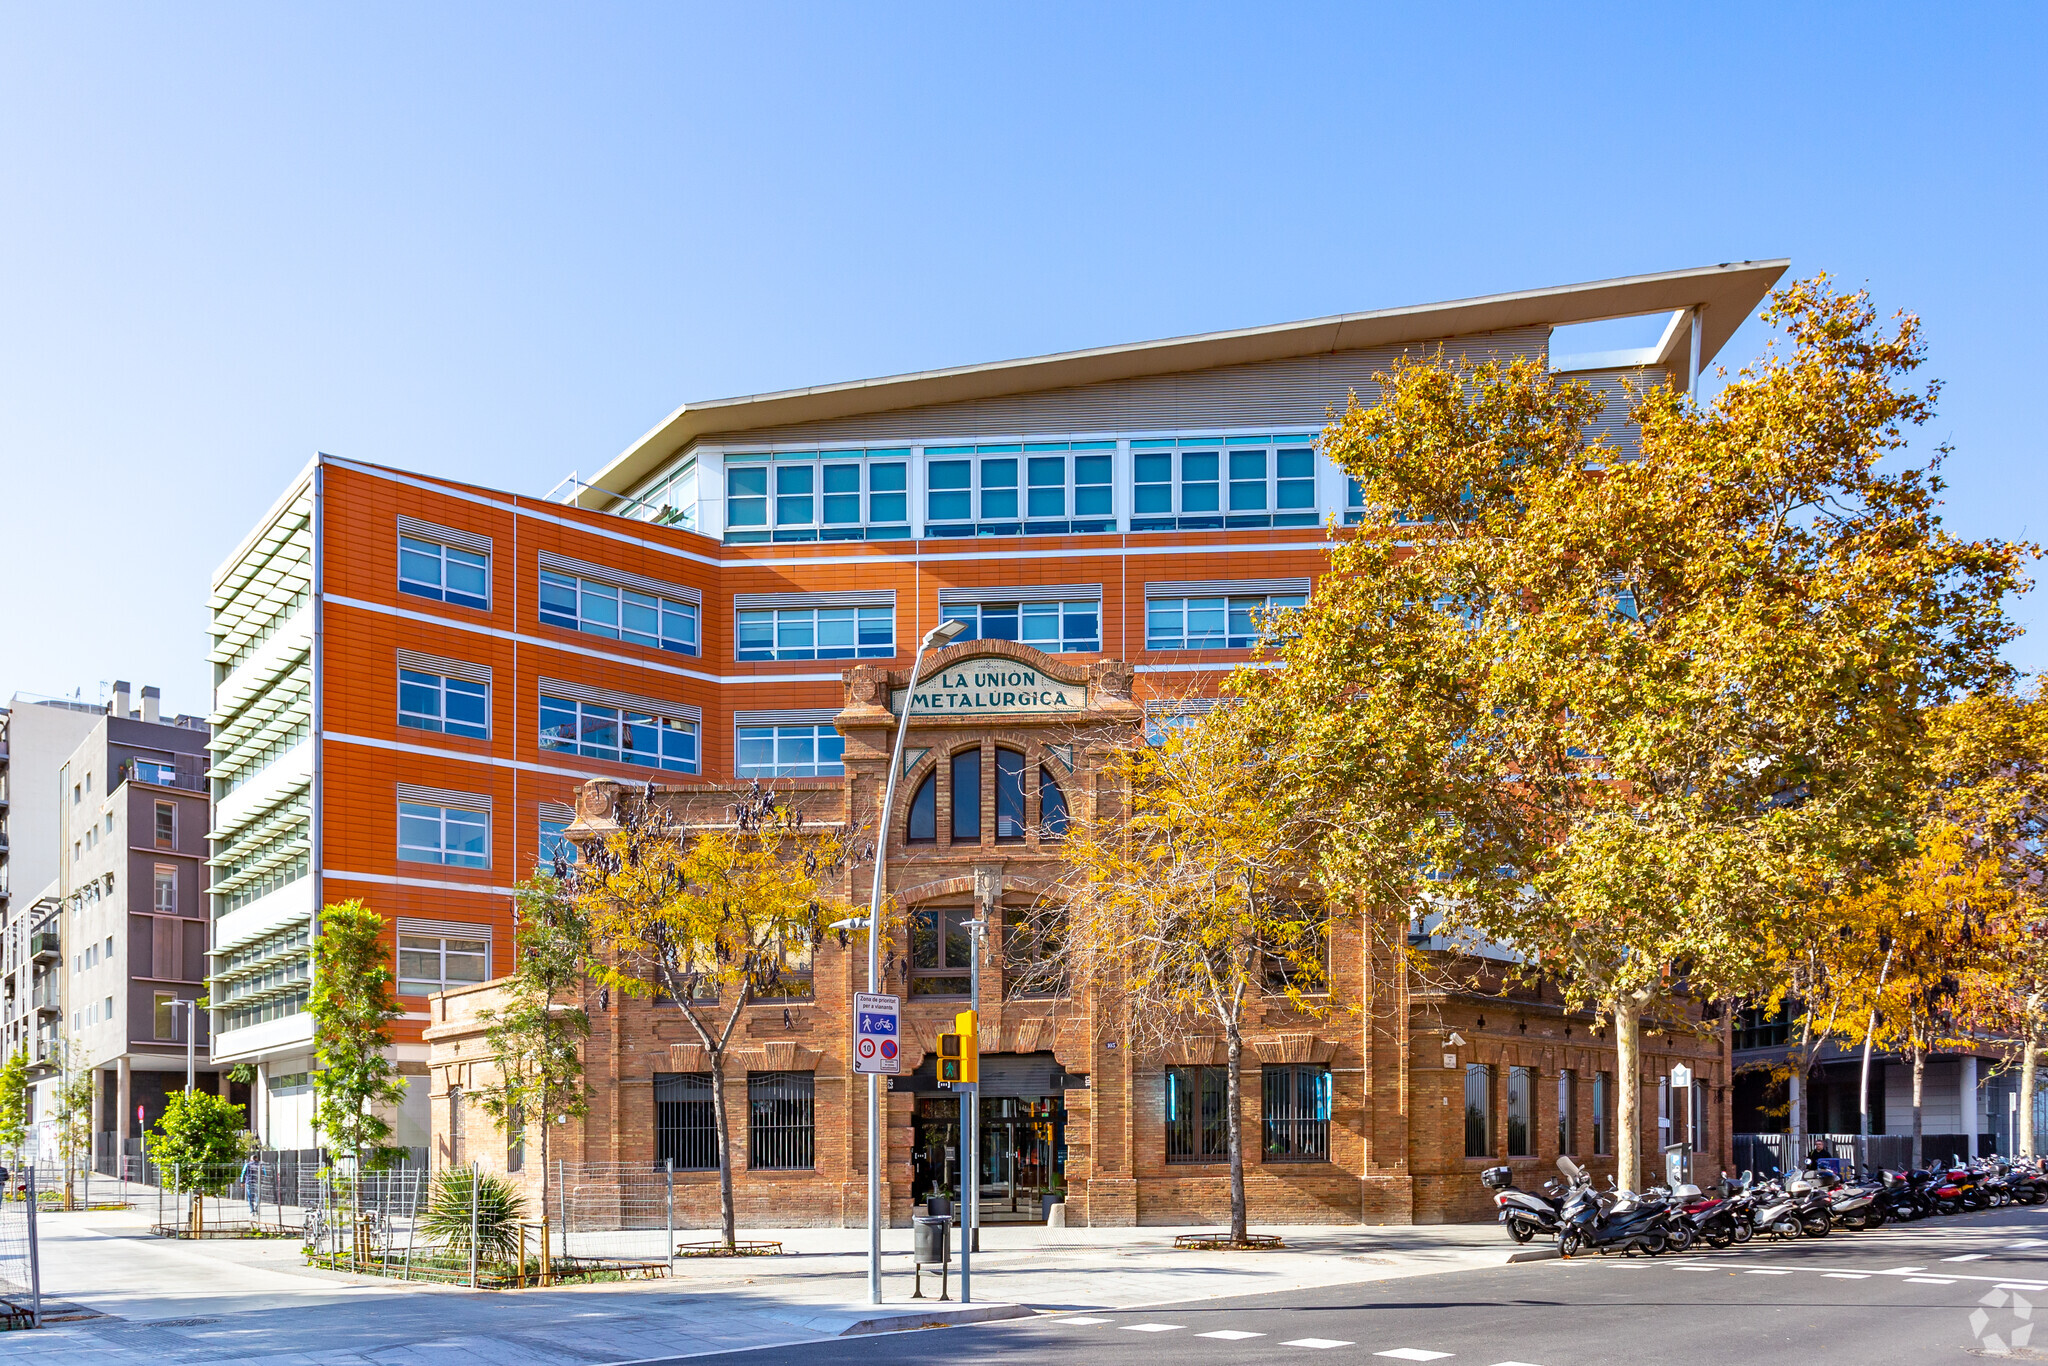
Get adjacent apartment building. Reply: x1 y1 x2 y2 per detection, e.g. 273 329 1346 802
212 261 1782 1217
0 686 214 1163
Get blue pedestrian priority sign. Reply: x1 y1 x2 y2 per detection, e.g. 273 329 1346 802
854 992 901 1075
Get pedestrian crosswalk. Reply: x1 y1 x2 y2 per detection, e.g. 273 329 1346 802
1045 1315 1542 1362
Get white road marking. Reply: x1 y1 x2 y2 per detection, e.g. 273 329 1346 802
1198 1331 1266 1340
1945 1254 1992 1262
1123 1323 1184 1332
1283 1339 1357 1350
1998 1283 2048 1291
2008 1240 2047 1249
1745 1269 1794 1276
1056 1317 1113 1326
1905 1277 1958 1285
1823 1273 1871 1279
1371 1352 1448 1361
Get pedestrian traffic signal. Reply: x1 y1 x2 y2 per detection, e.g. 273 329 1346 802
937 1009 978 1085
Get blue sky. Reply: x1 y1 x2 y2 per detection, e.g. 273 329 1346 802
2 4 2043 712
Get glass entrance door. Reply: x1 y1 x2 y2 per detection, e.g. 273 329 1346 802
977 1096 1065 1219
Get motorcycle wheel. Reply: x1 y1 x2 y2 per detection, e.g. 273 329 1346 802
1666 1225 1695 1254
1706 1231 1732 1249
1731 1218 1753 1244
1801 1215 1831 1237
1863 1210 1885 1230
1640 1229 1669 1257
1506 1221 1535 1245
1559 1230 1580 1259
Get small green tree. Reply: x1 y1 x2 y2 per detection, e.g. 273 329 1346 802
310 899 408 1169
147 1091 249 1192
0 1049 28 1160
477 872 591 1235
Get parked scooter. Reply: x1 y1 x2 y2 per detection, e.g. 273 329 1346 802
1483 1165 1565 1244
1678 1173 1756 1248
1554 1157 1687 1258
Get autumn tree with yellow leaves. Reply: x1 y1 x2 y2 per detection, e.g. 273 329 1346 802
573 785 847 1250
1009 710 1329 1246
1243 277 2033 1189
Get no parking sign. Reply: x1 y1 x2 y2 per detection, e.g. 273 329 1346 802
854 992 900 1075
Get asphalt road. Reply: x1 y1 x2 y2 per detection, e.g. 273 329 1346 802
660 1203 2048 1366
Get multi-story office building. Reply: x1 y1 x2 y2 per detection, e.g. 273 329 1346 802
217 262 1781 1216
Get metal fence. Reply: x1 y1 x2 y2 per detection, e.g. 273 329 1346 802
0 1168 40 1329
557 1160 682 1266
1734 1131 1996 1176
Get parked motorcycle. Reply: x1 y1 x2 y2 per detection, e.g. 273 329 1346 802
1483 1165 1565 1243
1555 1157 1687 1258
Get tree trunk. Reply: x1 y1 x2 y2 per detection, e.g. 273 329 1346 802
1788 1014 1812 1178
539 1107 552 1280
711 1050 736 1250
1614 996 1642 1191
1225 1028 1246 1245
1911 1045 1925 1170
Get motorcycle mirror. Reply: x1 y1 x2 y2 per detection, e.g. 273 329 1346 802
1557 1156 1585 1181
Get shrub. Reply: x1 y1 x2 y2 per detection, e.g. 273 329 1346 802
420 1168 524 1264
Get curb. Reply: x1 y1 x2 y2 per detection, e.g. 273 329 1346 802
841 1303 1036 1335
1505 1247 1561 1263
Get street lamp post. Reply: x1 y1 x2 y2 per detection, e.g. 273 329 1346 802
856 617 964 1306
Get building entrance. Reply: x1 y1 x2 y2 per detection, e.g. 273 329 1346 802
908 1052 1069 1221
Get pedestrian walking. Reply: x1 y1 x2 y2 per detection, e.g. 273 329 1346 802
240 1152 264 1217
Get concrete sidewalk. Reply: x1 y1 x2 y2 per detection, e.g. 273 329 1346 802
4 1208 1544 1366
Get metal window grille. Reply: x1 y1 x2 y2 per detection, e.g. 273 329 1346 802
1465 1063 1493 1157
655 1073 718 1171
1165 1066 1229 1163
748 1071 815 1171
1506 1065 1533 1157
1262 1064 1331 1162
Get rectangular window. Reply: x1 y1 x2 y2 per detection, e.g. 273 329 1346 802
538 817 577 868
909 905 975 997
131 758 177 785
941 599 1101 653
540 694 700 773
1557 1070 1578 1156
398 536 489 610
1465 1063 1493 1158
538 569 699 656
155 801 176 849
153 866 177 916
923 442 1115 538
748 1071 815 1170
397 668 489 739
655 1072 718 1171
734 723 843 779
1507 1066 1533 1157
1262 1064 1332 1162
1344 476 1365 526
1165 1066 1229 1163
735 606 895 661
1593 1071 1612 1155
1146 592 1307 651
397 932 490 996
723 452 911 544
153 992 177 1040
397 802 489 868
1131 436 1318 532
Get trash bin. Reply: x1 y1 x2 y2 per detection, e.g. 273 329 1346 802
914 1215 951 1266
1041 1193 1062 1222
926 1195 952 1219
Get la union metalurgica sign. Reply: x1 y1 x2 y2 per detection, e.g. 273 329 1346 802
890 658 1084 717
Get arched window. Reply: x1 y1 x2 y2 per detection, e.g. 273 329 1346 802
951 749 981 843
906 771 937 844
995 748 1027 842
1038 765 1069 840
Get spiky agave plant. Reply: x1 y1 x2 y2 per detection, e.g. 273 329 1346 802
421 1168 525 1264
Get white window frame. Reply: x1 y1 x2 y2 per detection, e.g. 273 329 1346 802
723 450 912 544
921 441 1117 538
396 930 492 997
537 570 701 656
397 667 490 739
397 800 490 869
1131 434 1319 532
734 721 845 779
735 604 896 662
153 865 177 915
941 598 1102 653
538 690 701 774
1145 591 1308 651
397 535 490 610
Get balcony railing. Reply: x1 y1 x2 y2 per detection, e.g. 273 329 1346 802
32 978 61 1013
121 757 207 793
30 929 59 959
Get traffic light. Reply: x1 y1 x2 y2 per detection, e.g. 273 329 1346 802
937 1009 978 1085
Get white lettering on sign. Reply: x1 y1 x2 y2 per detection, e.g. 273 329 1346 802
890 660 1085 717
